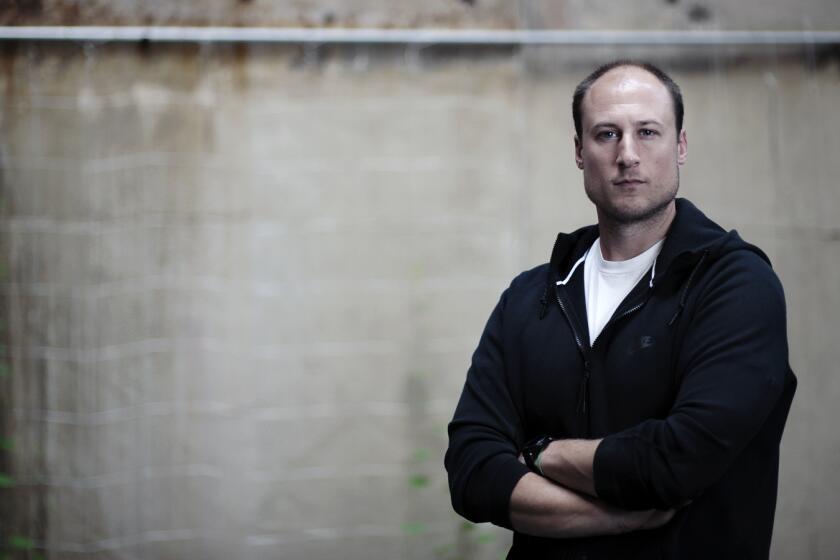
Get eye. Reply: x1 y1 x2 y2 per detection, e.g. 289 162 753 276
596 130 618 140
639 128 658 137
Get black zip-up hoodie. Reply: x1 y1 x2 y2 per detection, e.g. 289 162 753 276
445 198 797 559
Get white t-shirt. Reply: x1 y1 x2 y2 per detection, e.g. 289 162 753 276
583 237 664 346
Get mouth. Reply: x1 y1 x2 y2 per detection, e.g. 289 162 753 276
613 179 647 187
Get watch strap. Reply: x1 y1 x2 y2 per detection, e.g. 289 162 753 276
522 435 554 475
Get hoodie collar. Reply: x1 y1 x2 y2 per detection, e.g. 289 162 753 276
657 198 771 276
547 197 772 292
540 197 769 321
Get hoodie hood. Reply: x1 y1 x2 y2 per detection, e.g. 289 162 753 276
540 198 771 320
656 198 770 276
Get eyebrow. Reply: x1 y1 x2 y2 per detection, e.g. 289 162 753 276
589 119 664 132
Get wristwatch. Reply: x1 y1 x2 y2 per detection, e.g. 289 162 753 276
522 435 554 475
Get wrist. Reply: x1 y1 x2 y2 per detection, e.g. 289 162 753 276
534 447 547 476
538 438 600 497
522 435 554 475
536 440 563 480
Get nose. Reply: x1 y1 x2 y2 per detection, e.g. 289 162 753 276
616 136 640 168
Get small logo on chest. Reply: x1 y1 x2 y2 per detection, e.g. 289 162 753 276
639 335 655 349
627 335 656 355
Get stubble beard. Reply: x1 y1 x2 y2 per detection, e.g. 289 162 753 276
587 172 680 228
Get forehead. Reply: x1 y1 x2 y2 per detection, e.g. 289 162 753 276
582 67 674 127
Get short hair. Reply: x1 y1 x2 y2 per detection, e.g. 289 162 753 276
572 60 684 139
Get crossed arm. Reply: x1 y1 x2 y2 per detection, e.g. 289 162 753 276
447 253 791 537
508 439 674 538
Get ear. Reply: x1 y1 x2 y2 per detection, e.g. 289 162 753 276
677 129 688 165
574 135 584 169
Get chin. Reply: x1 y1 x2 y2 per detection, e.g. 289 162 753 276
602 196 676 225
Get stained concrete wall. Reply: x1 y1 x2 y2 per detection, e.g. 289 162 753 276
3 0 840 30
1 3 839 560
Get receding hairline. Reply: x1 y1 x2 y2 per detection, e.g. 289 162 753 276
572 60 684 138
580 67 677 133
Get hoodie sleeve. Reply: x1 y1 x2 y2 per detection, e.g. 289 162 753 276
444 282 531 529
593 251 794 510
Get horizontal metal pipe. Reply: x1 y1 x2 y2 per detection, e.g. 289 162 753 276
0 26 838 46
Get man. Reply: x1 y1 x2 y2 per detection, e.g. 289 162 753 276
445 60 797 559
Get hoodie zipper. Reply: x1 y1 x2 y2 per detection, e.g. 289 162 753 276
590 294 652 348
554 286 592 415
556 282 655 415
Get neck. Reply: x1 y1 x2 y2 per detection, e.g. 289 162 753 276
597 201 676 261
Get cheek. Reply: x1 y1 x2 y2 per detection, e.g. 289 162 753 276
583 162 608 184
644 150 677 175
647 144 679 164
583 149 614 173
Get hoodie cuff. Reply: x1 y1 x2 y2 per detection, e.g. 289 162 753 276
593 435 636 509
481 454 531 529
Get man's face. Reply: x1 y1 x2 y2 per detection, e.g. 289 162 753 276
575 66 688 225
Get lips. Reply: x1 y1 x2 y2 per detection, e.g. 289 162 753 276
613 178 647 186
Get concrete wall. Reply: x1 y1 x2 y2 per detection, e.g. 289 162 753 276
3 0 840 30
1 3 839 559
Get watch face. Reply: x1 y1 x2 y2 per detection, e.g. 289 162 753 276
531 436 551 452
523 436 552 471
